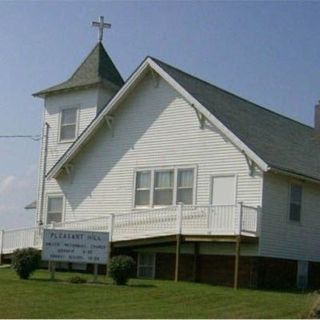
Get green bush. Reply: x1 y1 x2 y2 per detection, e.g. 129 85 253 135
108 255 136 285
69 276 87 284
11 248 41 280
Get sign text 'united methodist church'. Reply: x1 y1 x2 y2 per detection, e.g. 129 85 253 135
42 229 109 264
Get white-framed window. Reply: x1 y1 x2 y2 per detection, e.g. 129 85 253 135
297 260 308 289
135 171 151 206
59 107 78 142
177 169 194 205
154 170 174 205
134 166 195 207
46 195 64 224
137 252 156 278
289 183 302 222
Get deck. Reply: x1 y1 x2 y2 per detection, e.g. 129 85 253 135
0 203 260 255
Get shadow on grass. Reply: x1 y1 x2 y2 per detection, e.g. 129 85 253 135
188 280 311 295
29 278 157 288
30 278 66 283
129 284 157 288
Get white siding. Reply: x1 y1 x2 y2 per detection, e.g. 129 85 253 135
42 71 263 222
36 87 114 223
260 172 320 262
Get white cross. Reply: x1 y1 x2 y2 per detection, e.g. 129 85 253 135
92 16 111 42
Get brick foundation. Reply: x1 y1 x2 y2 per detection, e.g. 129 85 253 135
155 252 257 287
308 261 320 289
256 257 297 289
155 253 194 281
153 253 312 289
198 254 257 287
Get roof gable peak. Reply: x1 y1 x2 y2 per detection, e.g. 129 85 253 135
33 42 124 97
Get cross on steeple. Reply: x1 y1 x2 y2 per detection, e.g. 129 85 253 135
92 16 111 42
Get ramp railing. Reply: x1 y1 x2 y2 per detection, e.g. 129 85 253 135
0 203 260 255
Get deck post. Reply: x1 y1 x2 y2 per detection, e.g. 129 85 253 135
208 206 212 234
175 234 181 282
175 203 183 282
0 230 4 265
109 214 114 242
176 202 183 234
256 206 262 236
192 242 199 282
236 202 243 235
234 235 241 289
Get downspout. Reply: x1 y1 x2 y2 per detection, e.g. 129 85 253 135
38 122 49 226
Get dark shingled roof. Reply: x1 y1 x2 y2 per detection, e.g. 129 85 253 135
151 57 320 181
33 42 124 97
24 200 37 210
45 55 320 182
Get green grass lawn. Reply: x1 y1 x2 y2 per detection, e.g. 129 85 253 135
0 267 315 319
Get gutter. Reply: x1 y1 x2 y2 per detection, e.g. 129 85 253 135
269 166 320 185
39 122 50 225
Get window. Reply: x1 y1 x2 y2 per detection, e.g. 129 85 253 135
297 260 308 289
154 170 174 205
289 183 302 222
135 171 151 206
134 167 195 207
177 169 194 205
60 108 78 142
137 253 155 278
47 196 63 223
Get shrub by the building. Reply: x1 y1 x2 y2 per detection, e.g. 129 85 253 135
11 248 41 280
108 255 136 285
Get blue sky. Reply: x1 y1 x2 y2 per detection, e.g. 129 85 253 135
0 1 320 229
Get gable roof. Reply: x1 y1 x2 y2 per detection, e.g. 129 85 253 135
33 42 124 97
46 56 320 183
152 58 320 182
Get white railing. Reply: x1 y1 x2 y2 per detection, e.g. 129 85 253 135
0 203 261 255
1 226 42 254
241 205 260 236
53 216 111 232
112 206 178 241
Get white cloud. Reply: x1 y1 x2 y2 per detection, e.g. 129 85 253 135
0 175 17 195
0 164 37 196
0 165 37 229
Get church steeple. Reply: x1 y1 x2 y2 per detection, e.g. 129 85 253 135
33 41 124 98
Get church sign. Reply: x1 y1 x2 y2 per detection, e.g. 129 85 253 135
42 229 109 264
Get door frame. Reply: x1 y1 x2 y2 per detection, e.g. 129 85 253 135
209 174 238 205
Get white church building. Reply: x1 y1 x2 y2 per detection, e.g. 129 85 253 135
2 18 320 289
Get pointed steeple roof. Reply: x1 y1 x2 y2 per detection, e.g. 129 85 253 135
33 42 124 97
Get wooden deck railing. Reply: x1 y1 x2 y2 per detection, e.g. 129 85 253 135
0 203 260 255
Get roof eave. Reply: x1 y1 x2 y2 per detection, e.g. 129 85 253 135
269 166 320 185
33 79 121 98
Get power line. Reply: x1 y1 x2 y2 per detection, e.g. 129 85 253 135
0 135 41 141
